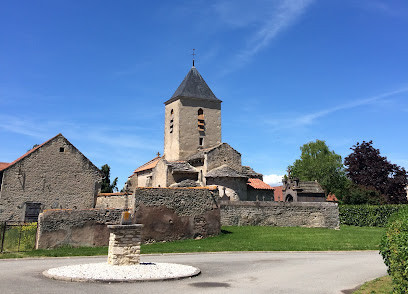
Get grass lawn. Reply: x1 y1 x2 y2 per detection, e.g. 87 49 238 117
0 225 385 259
353 276 393 294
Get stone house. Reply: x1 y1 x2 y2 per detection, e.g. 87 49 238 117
282 176 326 202
0 133 102 222
125 65 274 201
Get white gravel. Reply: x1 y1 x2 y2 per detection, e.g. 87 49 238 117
44 262 200 282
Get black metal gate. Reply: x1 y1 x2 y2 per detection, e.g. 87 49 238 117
0 222 38 253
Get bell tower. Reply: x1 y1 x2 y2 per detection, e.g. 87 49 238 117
164 65 222 161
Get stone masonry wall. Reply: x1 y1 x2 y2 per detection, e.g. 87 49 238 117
206 143 242 172
96 194 135 210
107 224 143 265
220 201 340 229
132 187 221 242
38 187 221 249
36 209 123 249
0 134 101 221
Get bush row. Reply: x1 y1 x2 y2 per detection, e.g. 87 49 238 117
380 207 408 293
339 205 404 227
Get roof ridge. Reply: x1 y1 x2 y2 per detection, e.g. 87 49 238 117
0 133 63 172
133 156 162 173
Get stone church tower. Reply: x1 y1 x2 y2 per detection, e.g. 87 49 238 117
164 66 222 161
126 64 274 202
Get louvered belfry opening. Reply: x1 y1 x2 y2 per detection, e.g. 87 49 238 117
198 108 205 146
170 109 174 133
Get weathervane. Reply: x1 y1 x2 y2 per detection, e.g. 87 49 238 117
192 48 196 67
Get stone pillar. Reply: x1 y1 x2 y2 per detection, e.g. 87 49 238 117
107 224 143 265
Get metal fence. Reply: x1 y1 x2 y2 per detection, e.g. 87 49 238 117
0 222 38 253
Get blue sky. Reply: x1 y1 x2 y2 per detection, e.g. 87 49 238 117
1 0 407 188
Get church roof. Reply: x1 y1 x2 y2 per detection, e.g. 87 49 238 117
167 161 197 173
241 166 263 179
206 165 247 178
165 66 221 105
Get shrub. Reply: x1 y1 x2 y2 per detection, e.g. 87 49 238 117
339 205 403 227
380 207 408 293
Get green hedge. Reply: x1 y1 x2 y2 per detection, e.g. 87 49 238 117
380 207 408 293
339 205 405 227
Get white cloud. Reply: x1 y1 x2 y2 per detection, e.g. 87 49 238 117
216 0 315 73
263 174 284 186
265 86 408 131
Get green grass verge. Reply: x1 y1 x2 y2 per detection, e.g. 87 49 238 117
0 225 385 259
353 276 393 294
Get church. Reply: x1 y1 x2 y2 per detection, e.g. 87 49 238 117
125 64 274 201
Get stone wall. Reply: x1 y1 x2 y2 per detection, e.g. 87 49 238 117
132 187 220 242
206 177 247 201
38 187 221 248
220 201 339 229
96 193 135 210
206 143 242 172
36 209 123 249
247 189 274 202
0 134 101 222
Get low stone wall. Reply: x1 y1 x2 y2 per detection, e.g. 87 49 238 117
37 187 221 248
220 201 340 229
36 209 123 249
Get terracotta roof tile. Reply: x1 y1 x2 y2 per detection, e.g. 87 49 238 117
0 162 10 171
133 156 161 173
272 185 283 201
326 193 338 202
98 192 131 196
247 178 274 190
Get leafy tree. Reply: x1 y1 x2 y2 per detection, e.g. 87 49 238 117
288 139 348 198
342 183 385 205
101 164 118 193
344 141 407 204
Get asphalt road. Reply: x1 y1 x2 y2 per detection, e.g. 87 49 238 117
0 251 387 294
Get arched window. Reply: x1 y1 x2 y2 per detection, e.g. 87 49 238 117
169 109 174 133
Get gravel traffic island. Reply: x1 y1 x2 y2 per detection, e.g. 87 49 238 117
43 262 201 282
43 216 200 282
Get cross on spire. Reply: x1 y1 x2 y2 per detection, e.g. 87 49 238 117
192 49 196 67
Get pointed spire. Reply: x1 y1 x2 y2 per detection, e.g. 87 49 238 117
192 49 196 67
165 66 221 105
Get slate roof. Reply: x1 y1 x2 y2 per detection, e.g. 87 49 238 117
167 161 197 173
298 181 325 194
247 178 274 190
241 166 263 179
165 66 221 105
187 150 205 161
206 165 247 178
133 156 161 174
